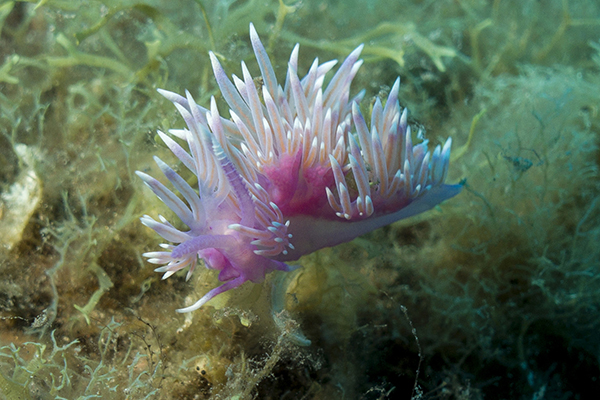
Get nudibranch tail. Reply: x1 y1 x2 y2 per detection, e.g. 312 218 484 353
138 23 460 312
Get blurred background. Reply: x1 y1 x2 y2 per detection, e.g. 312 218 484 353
1 0 599 398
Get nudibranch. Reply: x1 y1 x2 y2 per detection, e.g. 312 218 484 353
137 24 461 313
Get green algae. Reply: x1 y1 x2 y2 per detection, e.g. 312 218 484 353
0 0 599 399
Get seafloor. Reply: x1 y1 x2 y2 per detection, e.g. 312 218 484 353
1 0 599 399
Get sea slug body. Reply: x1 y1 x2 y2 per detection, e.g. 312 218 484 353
137 23 461 313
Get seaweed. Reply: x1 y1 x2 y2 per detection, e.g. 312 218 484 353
1 0 599 398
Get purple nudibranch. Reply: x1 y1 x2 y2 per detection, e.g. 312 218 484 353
137 23 461 313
